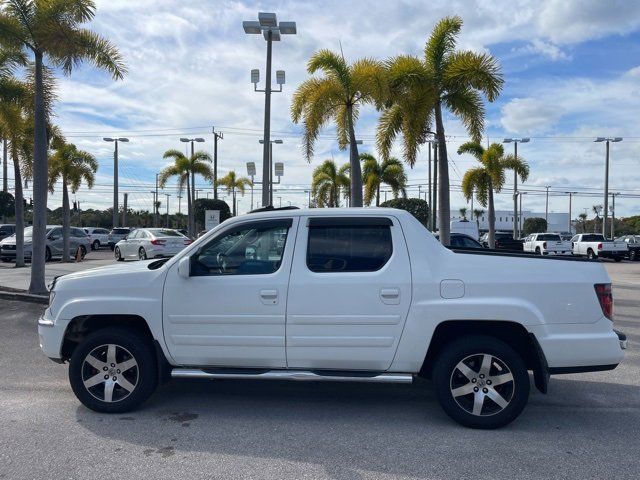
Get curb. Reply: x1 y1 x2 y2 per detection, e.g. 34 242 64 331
0 289 48 304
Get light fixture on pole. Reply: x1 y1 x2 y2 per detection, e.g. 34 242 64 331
594 137 622 239
244 12 296 208
503 137 530 239
103 137 129 229
259 138 284 205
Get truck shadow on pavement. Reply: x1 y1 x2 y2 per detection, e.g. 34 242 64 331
74 376 640 478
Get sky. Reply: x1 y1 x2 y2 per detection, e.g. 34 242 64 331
9 0 640 219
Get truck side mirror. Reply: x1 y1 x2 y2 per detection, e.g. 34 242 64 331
177 256 191 279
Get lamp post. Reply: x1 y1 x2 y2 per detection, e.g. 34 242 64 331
544 185 551 229
246 162 256 210
259 138 283 205
518 191 527 235
611 192 620 238
180 137 204 236
164 193 171 228
565 192 577 234
211 127 223 199
595 137 622 239
103 137 129 229
503 137 530 239
244 12 296 208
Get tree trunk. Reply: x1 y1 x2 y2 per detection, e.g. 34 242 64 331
29 50 48 294
232 188 237 216
61 179 70 263
488 182 496 249
376 183 380 207
434 102 450 245
346 104 363 207
12 143 24 267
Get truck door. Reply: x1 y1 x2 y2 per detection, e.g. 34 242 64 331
286 216 412 371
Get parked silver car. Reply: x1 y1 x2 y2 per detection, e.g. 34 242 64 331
114 228 191 261
0 225 91 262
84 227 111 250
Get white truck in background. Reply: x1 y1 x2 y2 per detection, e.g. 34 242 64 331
450 219 479 240
571 233 628 261
523 233 571 255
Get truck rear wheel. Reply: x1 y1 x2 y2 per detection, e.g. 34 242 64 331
433 335 530 429
68 327 157 413
587 249 596 260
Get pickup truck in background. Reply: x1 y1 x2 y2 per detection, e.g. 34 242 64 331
38 208 626 429
571 233 628 261
480 231 524 251
615 235 640 261
523 233 571 255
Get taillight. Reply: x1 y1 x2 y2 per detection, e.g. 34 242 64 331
184 239 192 245
543 241 547 249
594 283 613 320
597 243 603 250
150 239 166 246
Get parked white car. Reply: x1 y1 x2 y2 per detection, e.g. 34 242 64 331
84 227 110 251
571 233 628 261
39 208 626 429
114 228 192 261
523 233 571 255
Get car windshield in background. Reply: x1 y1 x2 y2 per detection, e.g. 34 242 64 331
495 233 513 239
538 234 561 241
111 228 130 234
148 229 183 237
583 234 605 242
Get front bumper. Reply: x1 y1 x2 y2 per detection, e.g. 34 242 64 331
38 310 69 361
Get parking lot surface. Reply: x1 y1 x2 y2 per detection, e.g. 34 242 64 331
0 262 638 479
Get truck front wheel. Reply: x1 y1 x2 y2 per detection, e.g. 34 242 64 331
68 327 158 413
433 335 530 429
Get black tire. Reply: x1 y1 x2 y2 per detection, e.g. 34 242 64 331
139 248 147 260
45 246 51 262
614 257 622 263
587 249 596 260
68 327 158 413
92 240 100 251
535 247 542 256
114 246 124 262
631 250 637 261
109 244 115 251
433 335 530 429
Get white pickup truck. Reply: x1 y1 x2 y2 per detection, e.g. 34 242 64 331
523 233 571 255
571 233 628 261
38 208 626 429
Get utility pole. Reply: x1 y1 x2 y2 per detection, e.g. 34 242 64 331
164 193 171 228
122 193 128 227
545 185 551 229
611 193 619 238
566 192 577 234
595 137 622 239
432 142 438 232
154 173 159 227
103 137 129 229
2 138 7 193
427 142 431 213
503 138 530 239
212 127 223 199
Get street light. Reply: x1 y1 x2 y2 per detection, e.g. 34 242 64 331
244 11 296 208
503 137 530 238
594 137 622 239
259 138 284 205
565 192 578 234
518 191 528 235
103 137 129 229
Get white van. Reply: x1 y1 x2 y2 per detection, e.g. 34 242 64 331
450 220 479 240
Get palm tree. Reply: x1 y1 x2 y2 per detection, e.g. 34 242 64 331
360 153 407 206
48 142 97 262
458 142 528 248
473 208 484 229
216 171 251 216
159 150 213 237
377 16 503 245
459 207 468 221
578 212 588 233
291 49 387 207
311 159 350 208
0 0 127 294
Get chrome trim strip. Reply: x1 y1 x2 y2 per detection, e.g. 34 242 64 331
38 316 54 327
171 369 413 384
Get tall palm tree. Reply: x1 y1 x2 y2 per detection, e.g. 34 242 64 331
459 207 468 221
159 149 212 237
360 153 407 206
578 212 588 233
291 49 387 207
458 142 528 248
377 16 503 245
48 142 97 262
311 159 350 208
473 208 484 229
0 0 127 294
216 171 251 216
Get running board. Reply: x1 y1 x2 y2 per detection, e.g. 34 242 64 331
171 368 413 384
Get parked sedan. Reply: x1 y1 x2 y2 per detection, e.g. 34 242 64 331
0 225 90 262
114 228 192 261
84 227 110 250
435 232 485 249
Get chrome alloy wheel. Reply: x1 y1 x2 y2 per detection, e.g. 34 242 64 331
81 344 139 403
450 353 515 416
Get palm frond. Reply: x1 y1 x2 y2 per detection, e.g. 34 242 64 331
424 16 462 74
444 50 504 102
444 87 484 142
307 49 350 91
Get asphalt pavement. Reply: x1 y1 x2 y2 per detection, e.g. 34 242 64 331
0 264 638 479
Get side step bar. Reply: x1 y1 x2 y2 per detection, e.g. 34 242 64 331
171 368 413 384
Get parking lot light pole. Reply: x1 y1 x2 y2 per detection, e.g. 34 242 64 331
259 138 283 205
503 138 530 239
518 191 527 235
595 137 622 239
565 192 577 234
244 12 296 207
544 185 551 229
103 137 129 229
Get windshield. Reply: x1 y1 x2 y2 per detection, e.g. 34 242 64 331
538 234 561 241
147 229 183 237
583 234 605 242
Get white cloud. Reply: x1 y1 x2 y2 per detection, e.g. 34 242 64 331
520 39 571 61
500 98 564 133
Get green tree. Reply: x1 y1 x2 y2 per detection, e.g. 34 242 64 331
215 170 252 217
380 197 430 227
292 49 387 207
458 142 528 248
522 217 547 236
0 190 13 217
578 212 588 233
48 142 97 262
458 207 468 220
159 149 213 237
377 16 503 245
360 153 406 206
193 198 231 232
473 208 484 229
0 0 127 294
311 159 350 208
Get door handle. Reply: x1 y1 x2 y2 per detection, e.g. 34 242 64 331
380 288 400 305
260 289 278 305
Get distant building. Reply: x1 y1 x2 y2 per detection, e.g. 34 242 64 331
446 210 572 234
